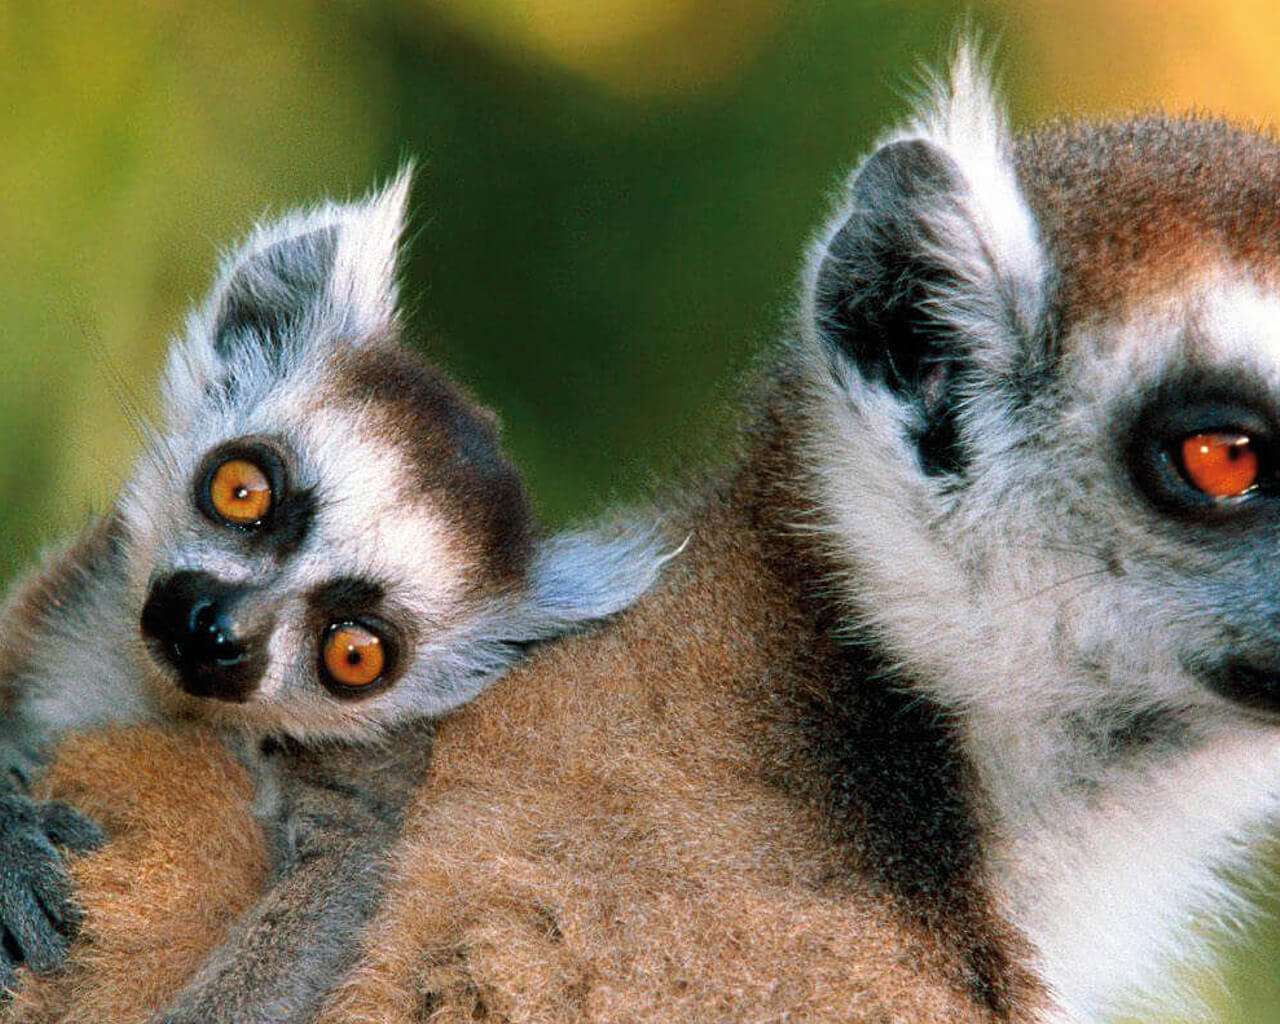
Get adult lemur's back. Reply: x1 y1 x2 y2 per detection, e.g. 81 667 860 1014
14 47 1280 1022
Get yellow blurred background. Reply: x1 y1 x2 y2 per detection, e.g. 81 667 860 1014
2 1 1279 1019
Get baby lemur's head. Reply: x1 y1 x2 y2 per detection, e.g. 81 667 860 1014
800 47 1280 751
121 171 663 741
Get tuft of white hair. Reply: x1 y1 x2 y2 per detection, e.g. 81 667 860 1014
889 38 1045 362
211 163 414 341
804 38 1047 375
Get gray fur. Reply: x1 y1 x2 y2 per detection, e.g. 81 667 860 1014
213 226 339 363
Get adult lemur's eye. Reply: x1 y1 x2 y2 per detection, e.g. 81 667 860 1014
322 622 387 689
1178 433 1260 498
208 459 274 525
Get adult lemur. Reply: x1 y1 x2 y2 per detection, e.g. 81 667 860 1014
0 173 665 1022
305 50 1280 1024
10 44 1280 1024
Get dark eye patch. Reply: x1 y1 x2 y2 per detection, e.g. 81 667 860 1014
306 577 386 621
193 437 316 557
266 486 317 558
195 439 287 530
1121 370 1280 525
305 577 406 700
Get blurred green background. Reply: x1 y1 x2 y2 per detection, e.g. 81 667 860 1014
3 1 1280 1019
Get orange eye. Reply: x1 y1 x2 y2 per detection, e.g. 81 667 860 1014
208 459 273 525
322 623 386 688
1180 433 1260 498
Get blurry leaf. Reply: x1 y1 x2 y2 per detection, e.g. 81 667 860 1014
418 0 780 98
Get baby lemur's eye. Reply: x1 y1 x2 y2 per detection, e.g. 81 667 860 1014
208 459 274 525
321 622 388 690
1178 433 1260 499
197 441 286 530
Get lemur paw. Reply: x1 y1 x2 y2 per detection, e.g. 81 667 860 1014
0 790 102 991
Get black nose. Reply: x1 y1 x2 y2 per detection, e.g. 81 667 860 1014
140 571 266 702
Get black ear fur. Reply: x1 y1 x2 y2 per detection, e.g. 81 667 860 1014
814 139 969 475
212 226 339 362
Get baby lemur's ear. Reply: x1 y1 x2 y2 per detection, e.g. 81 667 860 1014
211 166 410 356
167 167 413 410
806 44 1048 475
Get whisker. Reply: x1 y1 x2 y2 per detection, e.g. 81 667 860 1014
991 565 1114 613
72 311 152 450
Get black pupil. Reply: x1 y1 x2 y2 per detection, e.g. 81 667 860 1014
346 647 362 666
234 485 249 500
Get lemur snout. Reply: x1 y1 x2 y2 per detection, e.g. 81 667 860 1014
140 571 268 702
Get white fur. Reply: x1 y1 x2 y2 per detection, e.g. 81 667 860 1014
161 167 412 427
211 165 409 340
887 41 1046 340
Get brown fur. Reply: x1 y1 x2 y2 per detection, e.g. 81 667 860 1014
2 367 1044 1023
338 339 534 591
8 726 268 1024
1017 117 1280 321
310 377 1043 1022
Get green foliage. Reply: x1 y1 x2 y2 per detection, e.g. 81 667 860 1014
0 0 979 553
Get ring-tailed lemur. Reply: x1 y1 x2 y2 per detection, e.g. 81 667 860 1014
0 170 667 1022
306 49 1280 1024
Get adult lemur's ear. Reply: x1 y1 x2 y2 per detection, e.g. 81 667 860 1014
806 44 1048 474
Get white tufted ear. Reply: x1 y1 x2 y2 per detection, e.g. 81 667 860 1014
885 38 1046 328
804 41 1048 474
206 165 412 357
159 167 414 420
322 166 413 342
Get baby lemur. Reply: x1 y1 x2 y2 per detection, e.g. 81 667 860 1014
0 171 666 1021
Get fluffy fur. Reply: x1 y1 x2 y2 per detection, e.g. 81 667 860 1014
9 726 268 1024
11 43 1280 1024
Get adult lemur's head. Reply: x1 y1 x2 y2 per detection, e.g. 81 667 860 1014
796 41 1280 1017
800 43 1280 733
119 171 665 741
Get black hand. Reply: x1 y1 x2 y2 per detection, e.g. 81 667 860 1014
39 801 107 855
0 791 104 993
